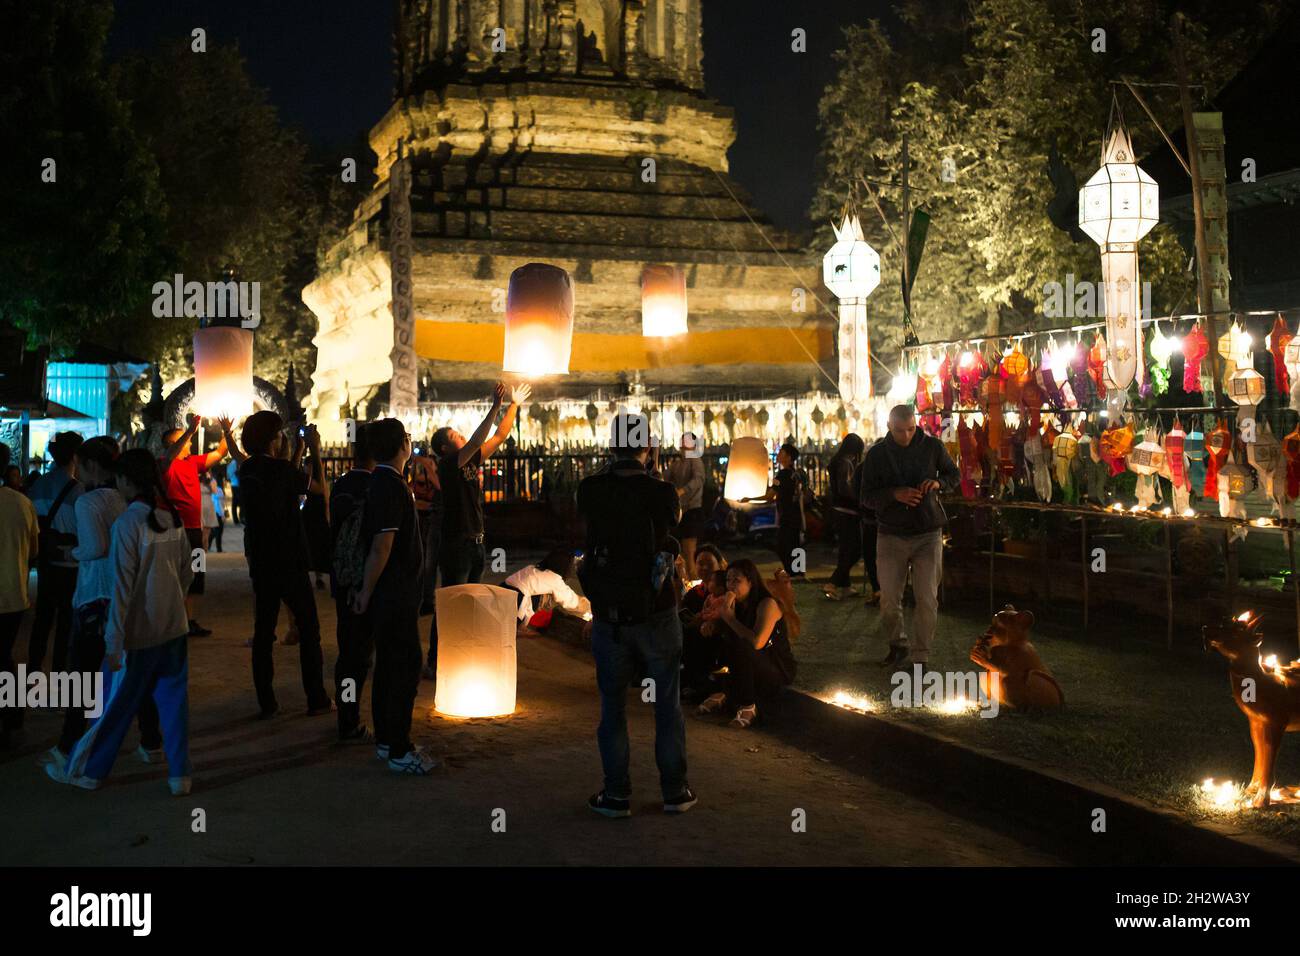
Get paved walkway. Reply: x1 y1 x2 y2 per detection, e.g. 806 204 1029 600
0 531 1059 866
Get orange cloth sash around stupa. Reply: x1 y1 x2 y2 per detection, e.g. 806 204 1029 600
414 321 833 371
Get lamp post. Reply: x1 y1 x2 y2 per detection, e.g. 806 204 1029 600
822 215 881 405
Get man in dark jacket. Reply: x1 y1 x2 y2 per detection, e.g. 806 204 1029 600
858 405 960 670
577 412 695 818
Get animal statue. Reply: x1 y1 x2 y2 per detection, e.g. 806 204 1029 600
970 605 1063 710
1204 612 1300 808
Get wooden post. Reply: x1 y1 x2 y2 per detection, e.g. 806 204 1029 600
1164 522 1174 649
1081 516 1090 630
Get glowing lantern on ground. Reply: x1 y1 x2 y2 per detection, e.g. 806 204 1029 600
193 326 254 419
1079 122 1158 389
434 584 518 718
641 264 688 337
823 215 881 402
722 436 771 501
503 263 575 376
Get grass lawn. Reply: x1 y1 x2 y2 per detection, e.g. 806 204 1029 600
725 543 1300 847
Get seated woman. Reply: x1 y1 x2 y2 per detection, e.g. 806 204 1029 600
505 548 590 633
680 543 726 622
698 558 797 728
679 544 726 698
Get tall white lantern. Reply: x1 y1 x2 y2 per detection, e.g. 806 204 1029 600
722 436 771 501
822 215 881 403
193 326 254 419
503 263 575 377
1079 125 1159 390
641 264 688 337
434 584 518 718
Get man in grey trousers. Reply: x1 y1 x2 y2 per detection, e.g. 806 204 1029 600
858 405 961 670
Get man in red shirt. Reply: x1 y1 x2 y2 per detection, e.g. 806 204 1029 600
162 413 230 636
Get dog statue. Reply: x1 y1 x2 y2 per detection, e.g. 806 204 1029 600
970 605 1063 710
1204 612 1300 808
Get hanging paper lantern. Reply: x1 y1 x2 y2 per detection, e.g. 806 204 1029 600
1204 422 1233 498
1227 367 1265 407
503 263 575 376
1079 123 1159 389
434 584 518 718
1181 323 1209 394
1218 319 1253 383
1269 314 1292 396
1185 428 1206 493
1099 419 1135 476
641 264 688 337
1283 423 1300 504
824 215 881 402
193 326 254 419
1219 460 1254 500
1128 427 1165 476
1248 420 1283 504
1165 418 1188 490
722 436 771 500
1148 323 1177 396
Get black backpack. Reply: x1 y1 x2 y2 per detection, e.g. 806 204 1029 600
578 470 659 623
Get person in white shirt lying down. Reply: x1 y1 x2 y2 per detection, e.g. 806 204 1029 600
503 549 591 628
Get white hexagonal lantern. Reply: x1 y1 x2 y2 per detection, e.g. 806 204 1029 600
1079 128 1159 246
822 215 881 300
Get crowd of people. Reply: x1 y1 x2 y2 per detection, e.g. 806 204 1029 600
0 396 957 812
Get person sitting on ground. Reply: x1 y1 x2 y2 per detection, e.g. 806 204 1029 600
679 544 726 622
698 558 797 729
504 548 590 634
697 571 729 624
679 544 726 700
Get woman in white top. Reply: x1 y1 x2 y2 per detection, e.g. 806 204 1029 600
504 548 590 627
53 449 195 796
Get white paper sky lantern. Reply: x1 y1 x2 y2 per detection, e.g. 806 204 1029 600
434 584 518 718
193 326 254 419
1079 125 1158 391
503 263 575 377
641 264 689 337
722 436 771 501
822 215 881 404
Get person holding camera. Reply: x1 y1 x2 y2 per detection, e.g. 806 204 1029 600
577 412 695 818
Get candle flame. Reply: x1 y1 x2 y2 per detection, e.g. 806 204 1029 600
829 690 877 714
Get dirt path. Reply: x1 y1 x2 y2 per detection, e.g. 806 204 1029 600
0 532 1059 866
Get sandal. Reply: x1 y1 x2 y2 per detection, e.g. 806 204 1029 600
730 704 757 728
697 693 727 715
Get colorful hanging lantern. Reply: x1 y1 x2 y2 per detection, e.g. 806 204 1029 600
1283 423 1300 504
1128 427 1165 476
1218 319 1253 383
1079 121 1158 389
503 263 575 376
1227 366 1265 407
434 584 519 718
823 215 881 402
1001 342 1030 405
1185 428 1206 493
1165 418 1189 512
1204 422 1233 498
1099 418 1135 476
1025 425 1051 502
1088 334 1108 393
1148 323 1176 396
1247 419 1283 504
641 264 689 337
722 436 771 501
1220 460 1254 500
193 326 255 419
1268 314 1292 396
1182 323 1209 395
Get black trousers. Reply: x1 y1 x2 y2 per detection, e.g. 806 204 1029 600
250 567 330 714
776 524 802 576
681 624 722 693
719 630 788 708
58 601 160 755
29 563 77 672
829 511 862 588
333 598 375 738
0 610 25 737
372 596 422 759
208 516 224 552
861 521 881 591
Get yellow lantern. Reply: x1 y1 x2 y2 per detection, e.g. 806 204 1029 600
722 436 771 500
434 584 518 718
193 326 254 419
1227 367 1265 406
503 263 574 376
641 264 688 337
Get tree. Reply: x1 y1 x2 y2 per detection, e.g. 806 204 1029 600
815 0 1285 380
0 0 169 353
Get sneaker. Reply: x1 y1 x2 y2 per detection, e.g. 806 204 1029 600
587 791 631 818
663 788 698 813
375 744 390 761
135 744 164 764
36 746 67 773
878 644 909 668
730 704 758 729
388 747 439 775
46 762 99 790
697 692 727 715
821 586 844 602
188 620 212 637
168 776 192 796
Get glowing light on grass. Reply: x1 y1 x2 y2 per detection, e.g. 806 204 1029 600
829 690 877 714
1197 778 1244 812
933 695 980 716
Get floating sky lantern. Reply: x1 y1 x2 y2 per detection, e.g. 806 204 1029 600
723 435 771 500
192 325 254 419
1079 122 1159 390
640 264 688 337
502 263 575 377
434 584 518 718
822 215 881 403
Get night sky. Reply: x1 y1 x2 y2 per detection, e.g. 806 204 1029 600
107 0 889 232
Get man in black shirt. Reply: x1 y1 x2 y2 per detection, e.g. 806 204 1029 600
749 443 807 579
577 412 695 818
237 411 331 718
352 418 436 775
425 381 530 679
330 423 375 742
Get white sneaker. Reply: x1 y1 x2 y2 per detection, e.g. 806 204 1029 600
168 776 192 796
388 747 440 775
37 746 67 773
136 744 164 764
45 761 100 789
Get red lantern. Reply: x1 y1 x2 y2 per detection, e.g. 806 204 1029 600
1204 420 1233 497
1269 314 1292 396
1182 323 1209 395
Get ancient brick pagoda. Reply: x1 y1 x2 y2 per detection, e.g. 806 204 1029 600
304 0 830 436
